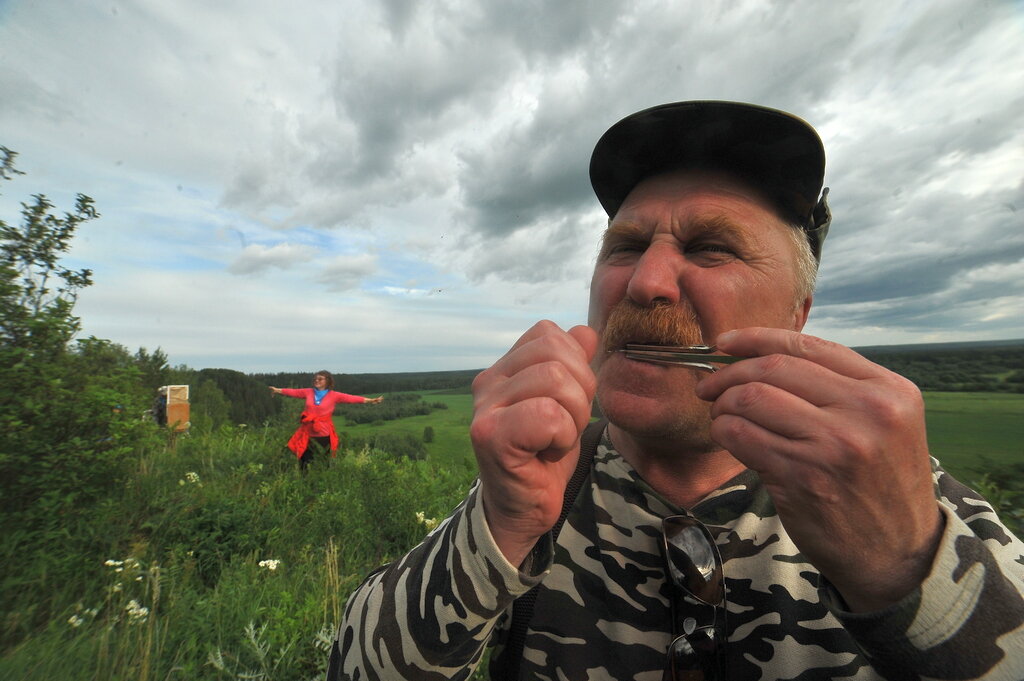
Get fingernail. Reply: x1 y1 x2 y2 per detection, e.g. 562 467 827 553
717 330 737 346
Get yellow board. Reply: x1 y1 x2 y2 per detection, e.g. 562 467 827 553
162 385 190 432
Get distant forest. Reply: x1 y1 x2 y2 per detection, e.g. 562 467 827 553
250 369 481 395
195 341 1023 427
857 341 1024 393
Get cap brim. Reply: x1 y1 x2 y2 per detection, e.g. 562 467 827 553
589 101 825 227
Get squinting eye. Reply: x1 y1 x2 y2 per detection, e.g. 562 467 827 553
689 243 733 255
604 241 647 258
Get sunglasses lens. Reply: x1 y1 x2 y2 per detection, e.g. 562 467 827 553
663 516 724 606
667 626 720 680
662 516 728 680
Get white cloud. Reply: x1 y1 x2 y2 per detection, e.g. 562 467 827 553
228 243 317 275
315 254 379 292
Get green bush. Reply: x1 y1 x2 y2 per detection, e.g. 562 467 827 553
346 431 427 461
971 461 1024 537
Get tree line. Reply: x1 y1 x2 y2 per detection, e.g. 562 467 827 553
251 369 480 395
859 344 1024 393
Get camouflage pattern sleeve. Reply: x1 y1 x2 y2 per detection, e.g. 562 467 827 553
821 464 1024 680
328 480 552 681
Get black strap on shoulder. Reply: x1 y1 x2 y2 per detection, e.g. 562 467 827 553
497 418 607 681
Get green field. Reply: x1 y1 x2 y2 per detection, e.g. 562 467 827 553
337 389 1023 487
922 392 1024 481
339 390 476 469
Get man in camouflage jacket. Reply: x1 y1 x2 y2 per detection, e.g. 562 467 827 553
329 102 1024 680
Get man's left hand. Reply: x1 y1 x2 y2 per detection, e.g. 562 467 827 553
695 327 944 613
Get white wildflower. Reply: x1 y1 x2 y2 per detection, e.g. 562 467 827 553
185 471 200 484
258 559 281 571
125 599 149 624
68 614 84 628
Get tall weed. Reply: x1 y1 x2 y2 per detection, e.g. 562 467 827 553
0 424 477 680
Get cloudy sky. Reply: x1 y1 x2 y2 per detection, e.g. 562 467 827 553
1 0 1022 373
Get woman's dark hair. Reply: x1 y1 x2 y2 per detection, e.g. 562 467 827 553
315 370 334 390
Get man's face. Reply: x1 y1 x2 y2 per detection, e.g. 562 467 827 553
588 170 811 447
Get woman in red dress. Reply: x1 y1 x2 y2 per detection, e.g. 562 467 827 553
269 370 383 470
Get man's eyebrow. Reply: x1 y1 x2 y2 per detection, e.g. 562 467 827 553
688 215 751 242
601 216 756 246
602 220 646 238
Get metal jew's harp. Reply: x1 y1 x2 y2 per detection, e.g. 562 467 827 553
620 344 745 372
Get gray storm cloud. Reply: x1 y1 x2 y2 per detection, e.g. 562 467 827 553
2 0 1020 371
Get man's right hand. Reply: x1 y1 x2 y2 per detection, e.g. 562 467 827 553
469 321 598 566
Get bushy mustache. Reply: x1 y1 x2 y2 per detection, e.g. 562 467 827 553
601 299 704 353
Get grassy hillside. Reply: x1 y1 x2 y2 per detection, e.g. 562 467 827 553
1 387 1019 680
0 424 482 681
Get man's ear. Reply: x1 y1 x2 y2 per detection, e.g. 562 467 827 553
793 294 813 331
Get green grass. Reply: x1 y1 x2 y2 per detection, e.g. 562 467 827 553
922 392 1024 481
0 423 480 681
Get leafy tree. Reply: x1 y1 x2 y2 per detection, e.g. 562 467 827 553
0 149 94 356
0 147 155 519
135 346 171 391
189 377 232 432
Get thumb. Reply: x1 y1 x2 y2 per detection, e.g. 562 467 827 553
568 325 599 363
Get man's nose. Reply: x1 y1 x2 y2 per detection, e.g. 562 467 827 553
625 243 684 307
